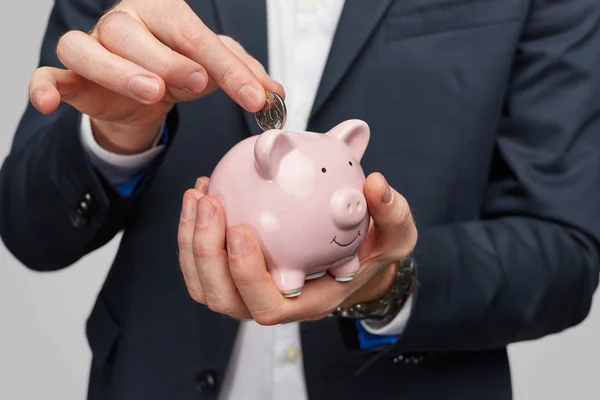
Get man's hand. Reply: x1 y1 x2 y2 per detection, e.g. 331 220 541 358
177 173 418 325
28 0 283 154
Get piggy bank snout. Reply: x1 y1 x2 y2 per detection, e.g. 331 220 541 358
331 188 367 229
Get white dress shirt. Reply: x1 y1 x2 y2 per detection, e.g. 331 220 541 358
79 1 413 399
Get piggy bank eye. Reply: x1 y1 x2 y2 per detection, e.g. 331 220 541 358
349 161 353 166
321 167 327 173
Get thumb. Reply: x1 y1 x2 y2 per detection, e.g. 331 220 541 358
28 66 141 117
364 172 417 246
29 67 81 115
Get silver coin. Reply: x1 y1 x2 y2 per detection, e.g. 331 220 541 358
254 90 287 131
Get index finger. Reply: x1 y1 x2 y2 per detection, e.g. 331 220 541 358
134 0 266 112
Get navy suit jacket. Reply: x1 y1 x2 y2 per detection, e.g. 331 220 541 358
2 0 600 399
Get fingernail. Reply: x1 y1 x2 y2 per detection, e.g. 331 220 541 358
195 178 207 192
129 76 159 102
185 71 207 93
198 199 215 226
33 90 44 109
181 197 196 221
239 84 264 110
227 229 246 256
271 81 285 99
382 177 393 205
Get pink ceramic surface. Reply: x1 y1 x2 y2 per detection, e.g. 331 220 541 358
206 119 371 297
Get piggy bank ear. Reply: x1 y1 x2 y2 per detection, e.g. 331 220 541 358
326 119 370 161
254 130 296 180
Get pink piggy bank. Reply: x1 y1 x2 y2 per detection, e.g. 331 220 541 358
206 119 371 297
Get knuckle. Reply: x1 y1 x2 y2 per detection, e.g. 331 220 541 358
227 308 251 320
217 35 232 45
37 66 52 74
246 57 266 74
95 10 123 39
177 234 192 250
183 188 198 200
158 57 176 80
231 274 254 291
219 35 244 53
253 314 277 326
217 63 242 90
253 307 285 326
228 262 251 283
394 197 412 227
238 310 252 320
206 296 234 315
33 66 52 82
217 35 234 45
177 24 208 54
191 245 212 261
55 31 78 60
188 289 205 304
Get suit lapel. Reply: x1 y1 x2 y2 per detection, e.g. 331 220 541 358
211 0 268 136
310 0 393 121
209 0 393 133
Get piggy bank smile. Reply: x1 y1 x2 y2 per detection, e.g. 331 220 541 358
331 230 361 247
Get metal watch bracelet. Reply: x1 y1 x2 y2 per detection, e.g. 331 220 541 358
329 256 415 320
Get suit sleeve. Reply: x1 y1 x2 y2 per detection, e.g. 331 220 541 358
0 0 178 271
385 0 600 353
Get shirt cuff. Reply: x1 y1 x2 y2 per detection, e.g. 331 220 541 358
79 113 166 187
359 295 414 336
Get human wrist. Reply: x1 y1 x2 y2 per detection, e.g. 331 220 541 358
342 263 398 307
331 256 415 320
365 263 399 303
91 116 166 155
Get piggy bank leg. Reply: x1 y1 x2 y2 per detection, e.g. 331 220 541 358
328 255 360 282
271 269 306 297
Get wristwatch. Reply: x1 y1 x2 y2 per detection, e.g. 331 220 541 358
329 256 415 320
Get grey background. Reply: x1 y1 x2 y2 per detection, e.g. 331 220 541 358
0 1 599 399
